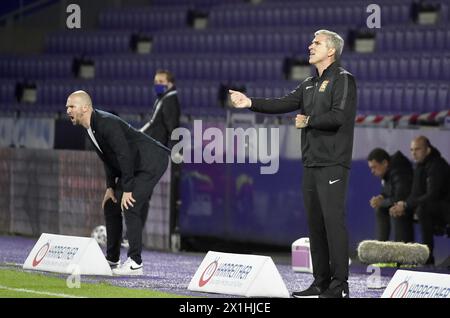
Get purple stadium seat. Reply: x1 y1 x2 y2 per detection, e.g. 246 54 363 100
437 28 450 49
443 54 450 81
0 81 15 102
368 59 378 81
404 30 416 51
99 7 189 31
430 56 442 80
392 83 404 113
378 58 390 80
408 57 420 80
441 3 449 22
356 83 366 113
414 84 427 113
45 31 132 54
371 83 383 112
381 84 393 113
436 84 448 111
398 58 409 80
316 7 326 25
424 84 437 112
403 83 415 113
387 57 396 79
424 29 436 49
357 59 369 81
420 55 431 80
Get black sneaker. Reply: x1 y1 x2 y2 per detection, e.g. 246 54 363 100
292 283 328 298
319 282 349 298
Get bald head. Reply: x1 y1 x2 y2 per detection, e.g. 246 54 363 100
66 90 93 128
410 136 431 163
68 90 93 109
413 136 430 148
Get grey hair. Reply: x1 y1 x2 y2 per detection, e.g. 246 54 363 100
314 29 344 60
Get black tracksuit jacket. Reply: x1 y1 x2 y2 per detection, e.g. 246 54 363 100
143 88 180 149
251 61 357 168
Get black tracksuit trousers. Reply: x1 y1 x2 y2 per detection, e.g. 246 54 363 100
302 165 349 288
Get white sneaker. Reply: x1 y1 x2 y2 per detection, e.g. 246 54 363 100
107 259 120 269
112 257 143 276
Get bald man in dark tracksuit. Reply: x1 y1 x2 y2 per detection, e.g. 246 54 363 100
66 90 169 275
88 109 169 275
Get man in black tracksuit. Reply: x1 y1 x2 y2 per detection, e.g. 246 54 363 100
140 70 181 244
140 69 180 149
390 136 450 265
367 148 414 242
66 90 169 276
229 30 356 298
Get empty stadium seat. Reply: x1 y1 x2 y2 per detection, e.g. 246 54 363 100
45 31 132 54
0 80 16 103
1 0 448 119
98 6 189 31
0 56 74 80
209 1 413 28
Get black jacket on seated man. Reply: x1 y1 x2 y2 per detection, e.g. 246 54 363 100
378 151 414 242
380 151 413 209
406 146 450 260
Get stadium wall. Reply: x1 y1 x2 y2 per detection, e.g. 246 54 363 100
0 148 171 250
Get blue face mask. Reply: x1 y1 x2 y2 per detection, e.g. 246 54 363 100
154 84 168 96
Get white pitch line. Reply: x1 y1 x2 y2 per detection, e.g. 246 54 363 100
0 285 87 298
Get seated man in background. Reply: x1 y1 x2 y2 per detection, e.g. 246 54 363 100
367 148 414 242
390 136 450 265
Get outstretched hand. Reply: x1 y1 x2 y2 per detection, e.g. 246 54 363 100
228 90 252 108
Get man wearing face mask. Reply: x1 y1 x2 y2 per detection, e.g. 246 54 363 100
140 70 181 249
140 69 180 149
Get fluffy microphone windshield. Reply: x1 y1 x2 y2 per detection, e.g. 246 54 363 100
358 240 429 265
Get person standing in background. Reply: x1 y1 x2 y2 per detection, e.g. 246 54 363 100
140 69 181 251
